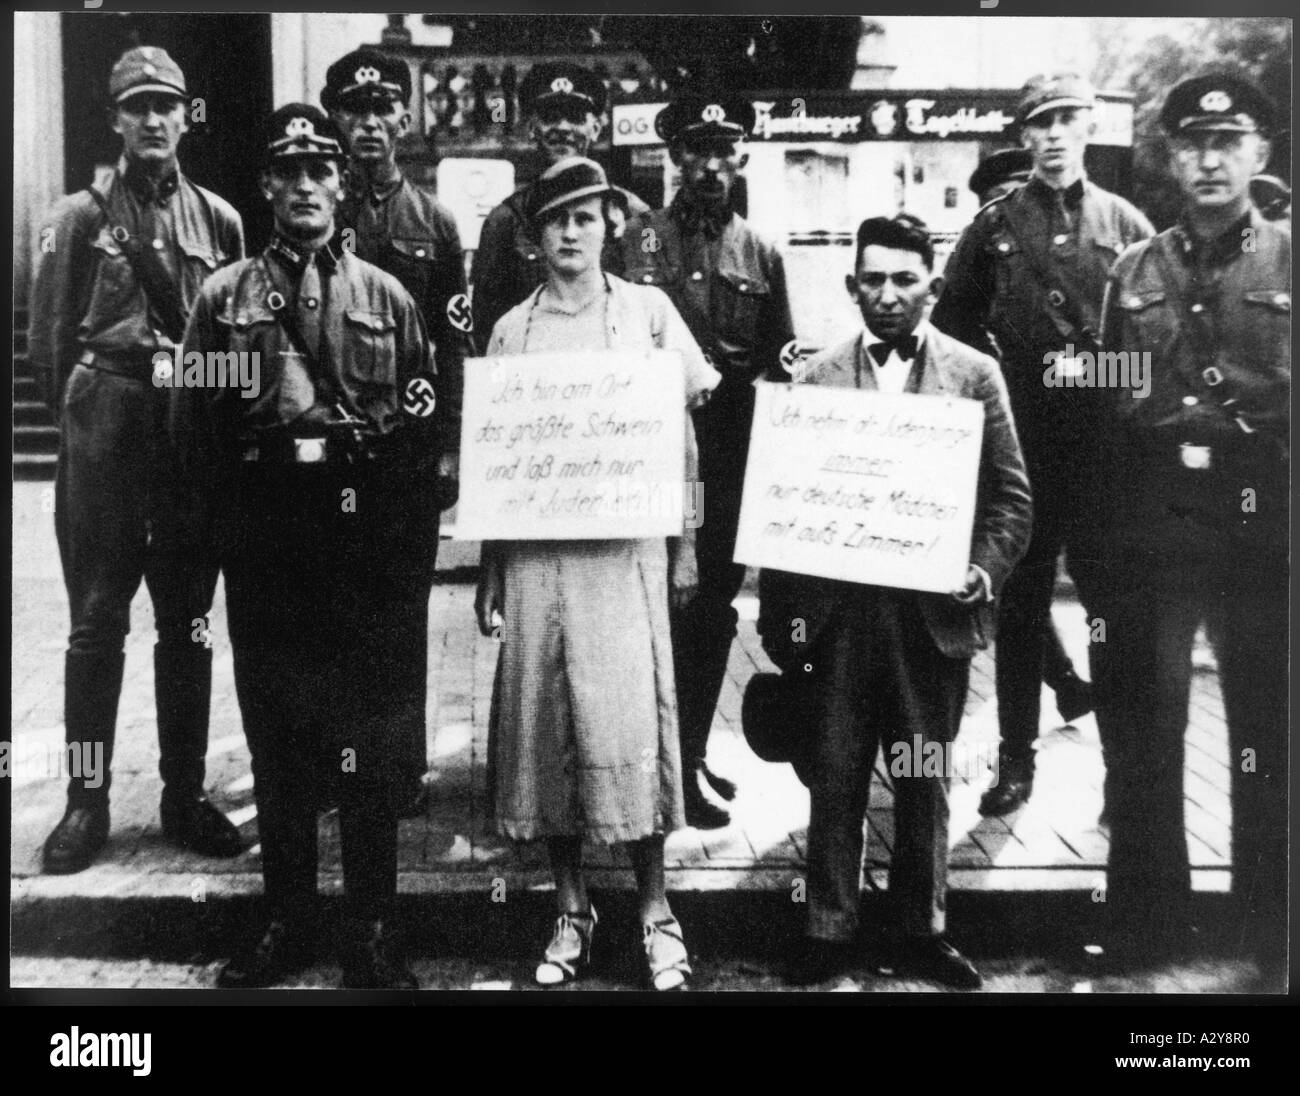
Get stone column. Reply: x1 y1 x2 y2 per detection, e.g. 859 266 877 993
13 11 65 304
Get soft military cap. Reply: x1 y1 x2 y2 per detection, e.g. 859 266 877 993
109 46 187 104
969 148 1034 196
1250 174 1290 218
263 104 346 164
1159 73 1275 136
1017 73 1097 125
321 48 411 111
655 94 756 143
519 62 607 117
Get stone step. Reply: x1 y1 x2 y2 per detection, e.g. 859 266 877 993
14 423 59 451
14 399 51 426
13 452 58 480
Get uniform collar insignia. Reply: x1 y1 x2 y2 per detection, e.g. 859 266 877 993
1175 207 1255 266
121 156 180 205
668 189 732 240
269 234 341 276
1026 174 1086 208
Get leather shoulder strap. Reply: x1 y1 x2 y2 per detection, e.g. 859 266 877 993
85 184 188 341
996 195 1095 347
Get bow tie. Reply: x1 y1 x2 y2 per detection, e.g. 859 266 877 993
868 335 919 366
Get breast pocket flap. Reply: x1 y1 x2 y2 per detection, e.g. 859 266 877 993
344 308 397 334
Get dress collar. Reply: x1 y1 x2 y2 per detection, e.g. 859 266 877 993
669 190 733 240
1172 207 1255 267
349 168 404 206
267 233 342 276
1025 173 1086 209
119 155 180 205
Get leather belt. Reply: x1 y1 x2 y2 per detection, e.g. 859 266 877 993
241 436 334 465
78 347 165 383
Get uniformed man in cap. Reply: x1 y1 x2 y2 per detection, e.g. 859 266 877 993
322 46 466 817
1249 173 1291 222
29 46 245 874
469 61 648 346
932 74 1154 819
1091 74 1288 979
966 149 1098 731
172 105 451 989
621 93 796 828
969 147 1034 206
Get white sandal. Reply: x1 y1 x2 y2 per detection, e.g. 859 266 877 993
642 915 692 991
535 906 597 987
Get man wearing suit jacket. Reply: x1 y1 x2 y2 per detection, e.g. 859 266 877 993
761 215 1032 988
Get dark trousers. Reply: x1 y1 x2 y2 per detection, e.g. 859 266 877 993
672 388 752 770
805 591 969 941
54 366 218 805
222 462 411 925
994 471 1107 776
391 574 437 797
1096 560 1288 955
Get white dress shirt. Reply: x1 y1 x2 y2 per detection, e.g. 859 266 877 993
862 320 930 395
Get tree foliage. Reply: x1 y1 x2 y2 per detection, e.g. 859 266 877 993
1095 18 1290 229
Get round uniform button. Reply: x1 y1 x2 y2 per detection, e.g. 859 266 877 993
304 298 319 309
1183 395 1199 406
1190 303 1204 313
739 281 749 290
527 252 537 261
642 274 653 283
1126 296 1142 307
152 239 165 251
415 248 426 257
691 270 703 281
1053 234 1068 246
997 242 1011 253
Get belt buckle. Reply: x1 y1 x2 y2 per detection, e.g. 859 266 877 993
1179 443 1213 471
1058 356 1086 379
1047 289 1066 308
1201 365 1224 387
294 437 327 463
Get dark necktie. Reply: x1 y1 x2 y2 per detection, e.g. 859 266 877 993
136 198 169 333
1051 189 1073 238
868 334 919 366
297 255 323 359
673 198 730 240
277 257 323 423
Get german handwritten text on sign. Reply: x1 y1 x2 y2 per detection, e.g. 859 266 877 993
734 384 984 593
456 350 686 539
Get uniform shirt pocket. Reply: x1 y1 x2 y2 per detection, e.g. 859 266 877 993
1243 288 1291 315
178 240 224 300
1091 236 1123 264
342 307 398 385
713 265 770 349
223 305 277 360
88 228 135 311
511 236 544 274
626 263 681 289
1234 289 1291 413
1116 287 1176 356
390 237 438 262
983 231 1024 327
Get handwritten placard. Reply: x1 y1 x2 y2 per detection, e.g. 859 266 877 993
734 383 984 593
455 350 685 539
